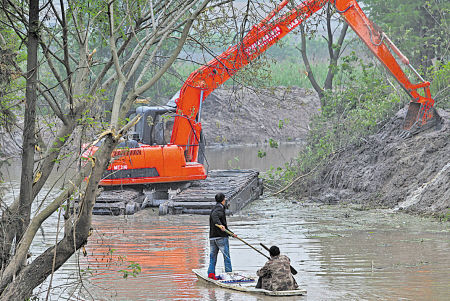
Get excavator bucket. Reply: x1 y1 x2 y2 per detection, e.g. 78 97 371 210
402 101 439 136
403 102 422 130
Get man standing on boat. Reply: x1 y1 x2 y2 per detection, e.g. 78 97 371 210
208 192 236 280
256 246 298 291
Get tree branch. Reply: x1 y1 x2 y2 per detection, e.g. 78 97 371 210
324 22 348 90
40 42 71 99
36 85 68 125
108 0 128 129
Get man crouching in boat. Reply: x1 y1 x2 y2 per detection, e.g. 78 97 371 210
208 193 236 280
256 246 298 291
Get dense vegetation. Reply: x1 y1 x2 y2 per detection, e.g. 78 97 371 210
264 0 449 195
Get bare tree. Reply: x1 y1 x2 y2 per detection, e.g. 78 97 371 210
0 0 218 299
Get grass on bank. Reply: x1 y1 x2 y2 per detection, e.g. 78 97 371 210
264 56 449 196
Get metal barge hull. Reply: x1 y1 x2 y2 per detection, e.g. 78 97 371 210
91 169 263 216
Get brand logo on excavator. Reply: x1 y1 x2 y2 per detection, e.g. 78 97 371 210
287 17 304 31
112 165 128 170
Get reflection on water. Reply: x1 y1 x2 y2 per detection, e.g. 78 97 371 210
82 214 206 300
73 199 449 301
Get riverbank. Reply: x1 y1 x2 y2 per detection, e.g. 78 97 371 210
295 108 450 217
2 86 447 218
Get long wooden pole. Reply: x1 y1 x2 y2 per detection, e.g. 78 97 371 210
215 224 298 275
216 225 270 259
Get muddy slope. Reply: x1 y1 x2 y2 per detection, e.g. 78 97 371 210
201 86 320 145
0 87 319 159
303 108 450 216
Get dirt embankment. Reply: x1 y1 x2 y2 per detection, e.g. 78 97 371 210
301 108 450 217
201 87 449 216
201 86 320 145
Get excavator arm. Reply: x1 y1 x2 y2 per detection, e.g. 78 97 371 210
334 0 435 130
170 0 437 163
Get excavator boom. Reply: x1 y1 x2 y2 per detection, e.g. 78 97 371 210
85 0 438 189
171 0 437 162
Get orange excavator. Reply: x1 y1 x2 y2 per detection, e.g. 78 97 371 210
83 0 438 200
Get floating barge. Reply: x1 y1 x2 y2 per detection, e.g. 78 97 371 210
92 169 263 216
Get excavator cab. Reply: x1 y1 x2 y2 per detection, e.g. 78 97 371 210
132 106 176 146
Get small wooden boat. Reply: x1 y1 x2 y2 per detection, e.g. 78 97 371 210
192 269 307 296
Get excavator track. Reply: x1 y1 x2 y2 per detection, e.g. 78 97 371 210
91 169 263 216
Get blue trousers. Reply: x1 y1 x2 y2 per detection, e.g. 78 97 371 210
208 237 232 274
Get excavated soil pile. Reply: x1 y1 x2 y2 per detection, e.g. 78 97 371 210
304 107 450 216
201 86 320 145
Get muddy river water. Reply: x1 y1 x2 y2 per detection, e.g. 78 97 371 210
49 200 447 301
2 145 449 300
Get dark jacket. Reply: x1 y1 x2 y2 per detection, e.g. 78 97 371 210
209 203 230 238
257 255 298 291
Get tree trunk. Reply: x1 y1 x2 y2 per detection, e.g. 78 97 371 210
0 0 39 271
17 0 39 254
299 24 325 103
298 5 348 109
0 136 117 300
